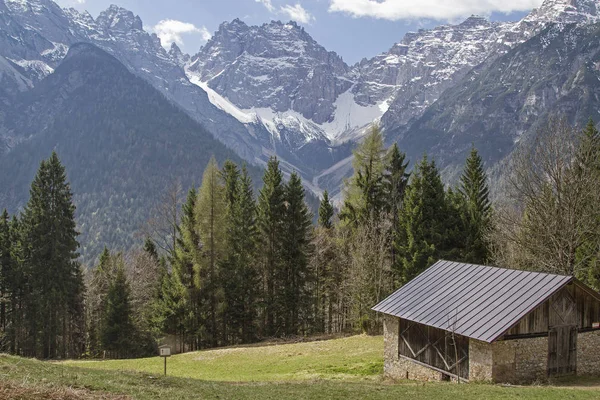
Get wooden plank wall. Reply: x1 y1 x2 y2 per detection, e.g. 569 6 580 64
504 283 600 338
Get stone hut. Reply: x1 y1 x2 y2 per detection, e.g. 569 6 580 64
373 260 600 383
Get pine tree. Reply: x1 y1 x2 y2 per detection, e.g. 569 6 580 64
458 147 492 264
21 152 83 358
101 261 135 356
195 157 226 347
340 125 387 226
257 157 286 336
281 172 313 335
396 155 449 284
318 191 334 229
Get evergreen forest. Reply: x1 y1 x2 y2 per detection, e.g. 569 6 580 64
1 118 599 359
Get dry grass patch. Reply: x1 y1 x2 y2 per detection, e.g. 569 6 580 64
0 382 130 400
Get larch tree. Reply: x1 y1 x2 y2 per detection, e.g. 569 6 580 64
340 125 387 226
195 157 226 347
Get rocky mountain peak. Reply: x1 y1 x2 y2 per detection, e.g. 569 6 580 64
97 4 143 32
3 0 58 14
527 0 599 23
169 42 189 65
458 15 492 28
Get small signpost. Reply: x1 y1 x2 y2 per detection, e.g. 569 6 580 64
159 345 171 376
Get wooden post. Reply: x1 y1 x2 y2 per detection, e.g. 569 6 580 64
159 345 171 377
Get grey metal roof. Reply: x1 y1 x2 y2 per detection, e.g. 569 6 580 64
372 260 573 343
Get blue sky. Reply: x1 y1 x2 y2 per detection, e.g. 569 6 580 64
56 0 545 64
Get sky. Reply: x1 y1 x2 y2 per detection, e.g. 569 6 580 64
54 0 546 64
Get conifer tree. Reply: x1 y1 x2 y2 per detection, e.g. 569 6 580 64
0 210 10 344
222 165 259 343
101 261 135 356
318 191 334 229
257 157 286 336
396 155 449 283
340 125 387 226
195 157 226 347
384 144 410 272
21 152 83 358
282 172 313 335
143 237 159 262
458 147 492 264
6 216 24 353
172 188 201 349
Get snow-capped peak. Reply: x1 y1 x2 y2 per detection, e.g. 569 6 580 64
96 4 143 32
526 0 599 24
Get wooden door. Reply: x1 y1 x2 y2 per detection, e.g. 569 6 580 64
548 325 577 376
548 289 577 377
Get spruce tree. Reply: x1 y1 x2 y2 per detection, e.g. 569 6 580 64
173 188 201 349
282 172 313 335
21 152 83 358
143 237 159 262
318 191 334 229
101 261 135 356
396 155 448 283
384 144 410 273
0 210 10 342
458 147 492 264
222 165 259 343
340 125 387 226
195 157 226 347
257 157 286 336
7 216 24 353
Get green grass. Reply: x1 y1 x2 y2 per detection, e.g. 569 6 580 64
0 335 599 399
64 335 384 382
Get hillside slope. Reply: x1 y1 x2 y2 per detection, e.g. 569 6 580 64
1 335 599 399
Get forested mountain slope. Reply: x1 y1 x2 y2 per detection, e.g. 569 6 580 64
0 43 256 263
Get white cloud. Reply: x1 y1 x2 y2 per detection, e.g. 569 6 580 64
280 3 315 24
328 0 543 21
256 0 276 13
152 19 212 50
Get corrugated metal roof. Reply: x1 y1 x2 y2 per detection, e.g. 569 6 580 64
372 260 573 343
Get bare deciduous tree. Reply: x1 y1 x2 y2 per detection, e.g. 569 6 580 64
492 117 600 276
140 179 183 257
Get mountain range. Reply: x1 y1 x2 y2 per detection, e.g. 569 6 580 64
1 0 599 261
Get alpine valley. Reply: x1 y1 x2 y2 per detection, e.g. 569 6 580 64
0 0 599 262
